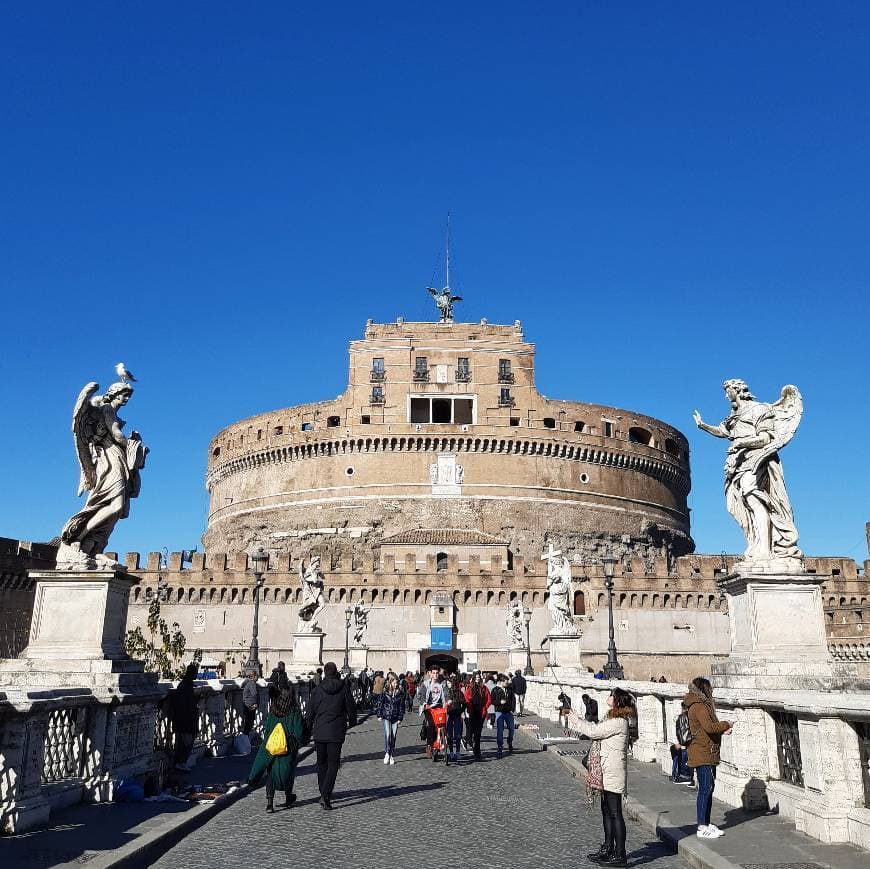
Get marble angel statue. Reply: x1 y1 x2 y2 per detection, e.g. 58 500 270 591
693 380 803 567
544 548 578 635
352 601 373 646
506 599 525 648
57 379 149 570
297 555 327 633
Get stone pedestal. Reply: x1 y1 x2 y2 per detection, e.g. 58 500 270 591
712 568 846 690
349 646 368 671
508 648 528 672
291 632 324 672
547 633 582 670
0 570 156 693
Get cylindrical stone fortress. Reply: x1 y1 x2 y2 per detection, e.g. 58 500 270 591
204 319 693 564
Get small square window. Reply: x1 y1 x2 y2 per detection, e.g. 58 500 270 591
301 422 313 432
510 417 520 427
273 426 284 436
360 415 371 424
603 421 614 438
574 421 584 432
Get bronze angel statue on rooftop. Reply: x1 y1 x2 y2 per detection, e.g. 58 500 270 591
56 378 149 570
427 285 462 322
693 380 802 569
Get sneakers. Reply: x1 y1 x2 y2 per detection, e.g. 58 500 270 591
383 752 390 764
707 824 725 837
389 755 395 765
697 825 724 839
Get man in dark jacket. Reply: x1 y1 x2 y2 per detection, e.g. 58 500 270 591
170 663 199 770
304 661 357 809
511 669 527 716
490 673 516 757
581 693 599 722
269 661 290 690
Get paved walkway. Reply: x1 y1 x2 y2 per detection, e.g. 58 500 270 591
151 712 686 869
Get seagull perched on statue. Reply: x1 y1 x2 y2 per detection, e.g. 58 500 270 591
115 362 137 383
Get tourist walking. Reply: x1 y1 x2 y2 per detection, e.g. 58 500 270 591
685 677 732 839
568 688 636 867
376 672 406 764
484 673 496 728
445 678 466 762
462 672 491 760
248 685 303 812
170 663 199 770
371 670 385 706
268 660 290 690
242 668 259 736
670 701 693 784
491 673 516 757
304 661 358 809
511 669 527 716
582 693 599 723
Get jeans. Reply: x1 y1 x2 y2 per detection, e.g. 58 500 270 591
495 711 515 751
242 705 256 736
447 716 463 753
601 790 626 857
670 746 690 780
382 719 399 754
695 765 716 826
315 741 343 799
516 694 525 715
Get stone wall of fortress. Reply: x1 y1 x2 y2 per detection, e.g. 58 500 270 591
3 539 867 680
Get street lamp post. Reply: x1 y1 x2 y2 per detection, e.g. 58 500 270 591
247 547 269 676
601 554 625 680
342 606 353 676
522 606 534 675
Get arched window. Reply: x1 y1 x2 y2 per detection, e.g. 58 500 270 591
436 552 448 571
573 590 586 615
664 438 681 458
628 426 653 446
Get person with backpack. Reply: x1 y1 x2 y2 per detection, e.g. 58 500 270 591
670 701 694 784
248 685 303 813
684 677 732 839
462 672 491 760
511 669 527 716
568 688 637 868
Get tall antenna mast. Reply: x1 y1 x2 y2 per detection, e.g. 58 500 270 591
445 212 451 290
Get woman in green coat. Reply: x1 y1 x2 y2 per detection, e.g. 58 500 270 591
248 685 304 812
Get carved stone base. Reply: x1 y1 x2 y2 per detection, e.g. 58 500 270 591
349 646 368 671
711 569 855 690
291 632 324 672
547 633 582 669
508 648 528 672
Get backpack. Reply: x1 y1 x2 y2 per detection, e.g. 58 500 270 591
265 722 289 756
676 711 693 746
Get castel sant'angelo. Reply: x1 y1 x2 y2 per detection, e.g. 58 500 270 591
6 291 864 679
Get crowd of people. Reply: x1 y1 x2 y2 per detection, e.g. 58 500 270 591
181 662 731 868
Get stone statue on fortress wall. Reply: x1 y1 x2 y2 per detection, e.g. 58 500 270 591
57 379 149 570
694 380 803 571
542 545 578 635
352 601 373 646
297 556 327 632
427 285 462 322
506 599 524 647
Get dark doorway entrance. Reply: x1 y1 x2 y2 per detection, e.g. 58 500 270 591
422 653 459 674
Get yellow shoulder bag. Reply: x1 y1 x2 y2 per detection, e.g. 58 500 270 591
265 722 289 756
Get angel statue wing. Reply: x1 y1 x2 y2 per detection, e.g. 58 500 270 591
450 295 463 303
72 382 100 496
751 384 803 472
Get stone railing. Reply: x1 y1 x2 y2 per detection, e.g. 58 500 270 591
0 677 312 834
524 674 870 852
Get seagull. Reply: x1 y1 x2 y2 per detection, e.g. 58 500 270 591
115 362 137 383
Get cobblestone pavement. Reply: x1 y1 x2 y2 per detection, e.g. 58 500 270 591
152 713 686 869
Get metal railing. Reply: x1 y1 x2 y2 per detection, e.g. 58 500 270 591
412 368 430 382
370 370 386 382
456 369 472 383
772 710 804 787
497 370 515 383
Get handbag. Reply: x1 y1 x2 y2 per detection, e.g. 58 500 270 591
584 739 604 798
265 722 289 757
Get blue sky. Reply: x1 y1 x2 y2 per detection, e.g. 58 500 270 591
1 3 867 561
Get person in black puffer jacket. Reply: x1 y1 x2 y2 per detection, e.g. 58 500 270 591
304 662 358 809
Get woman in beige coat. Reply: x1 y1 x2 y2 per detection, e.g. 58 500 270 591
568 688 636 867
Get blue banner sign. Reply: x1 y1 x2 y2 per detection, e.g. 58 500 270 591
430 627 453 650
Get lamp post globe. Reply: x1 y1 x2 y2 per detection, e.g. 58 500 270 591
247 547 269 677
601 553 624 680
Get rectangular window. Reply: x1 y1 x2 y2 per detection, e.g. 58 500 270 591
510 417 520 427
372 357 384 373
457 357 469 373
574 421 584 432
500 388 513 405
360 415 371 424
415 357 427 371
301 422 313 432
371 386 384 404
603 420 614 438
454 399 473 424
498 359 511 376
410 397 430 423
432 398 451 423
